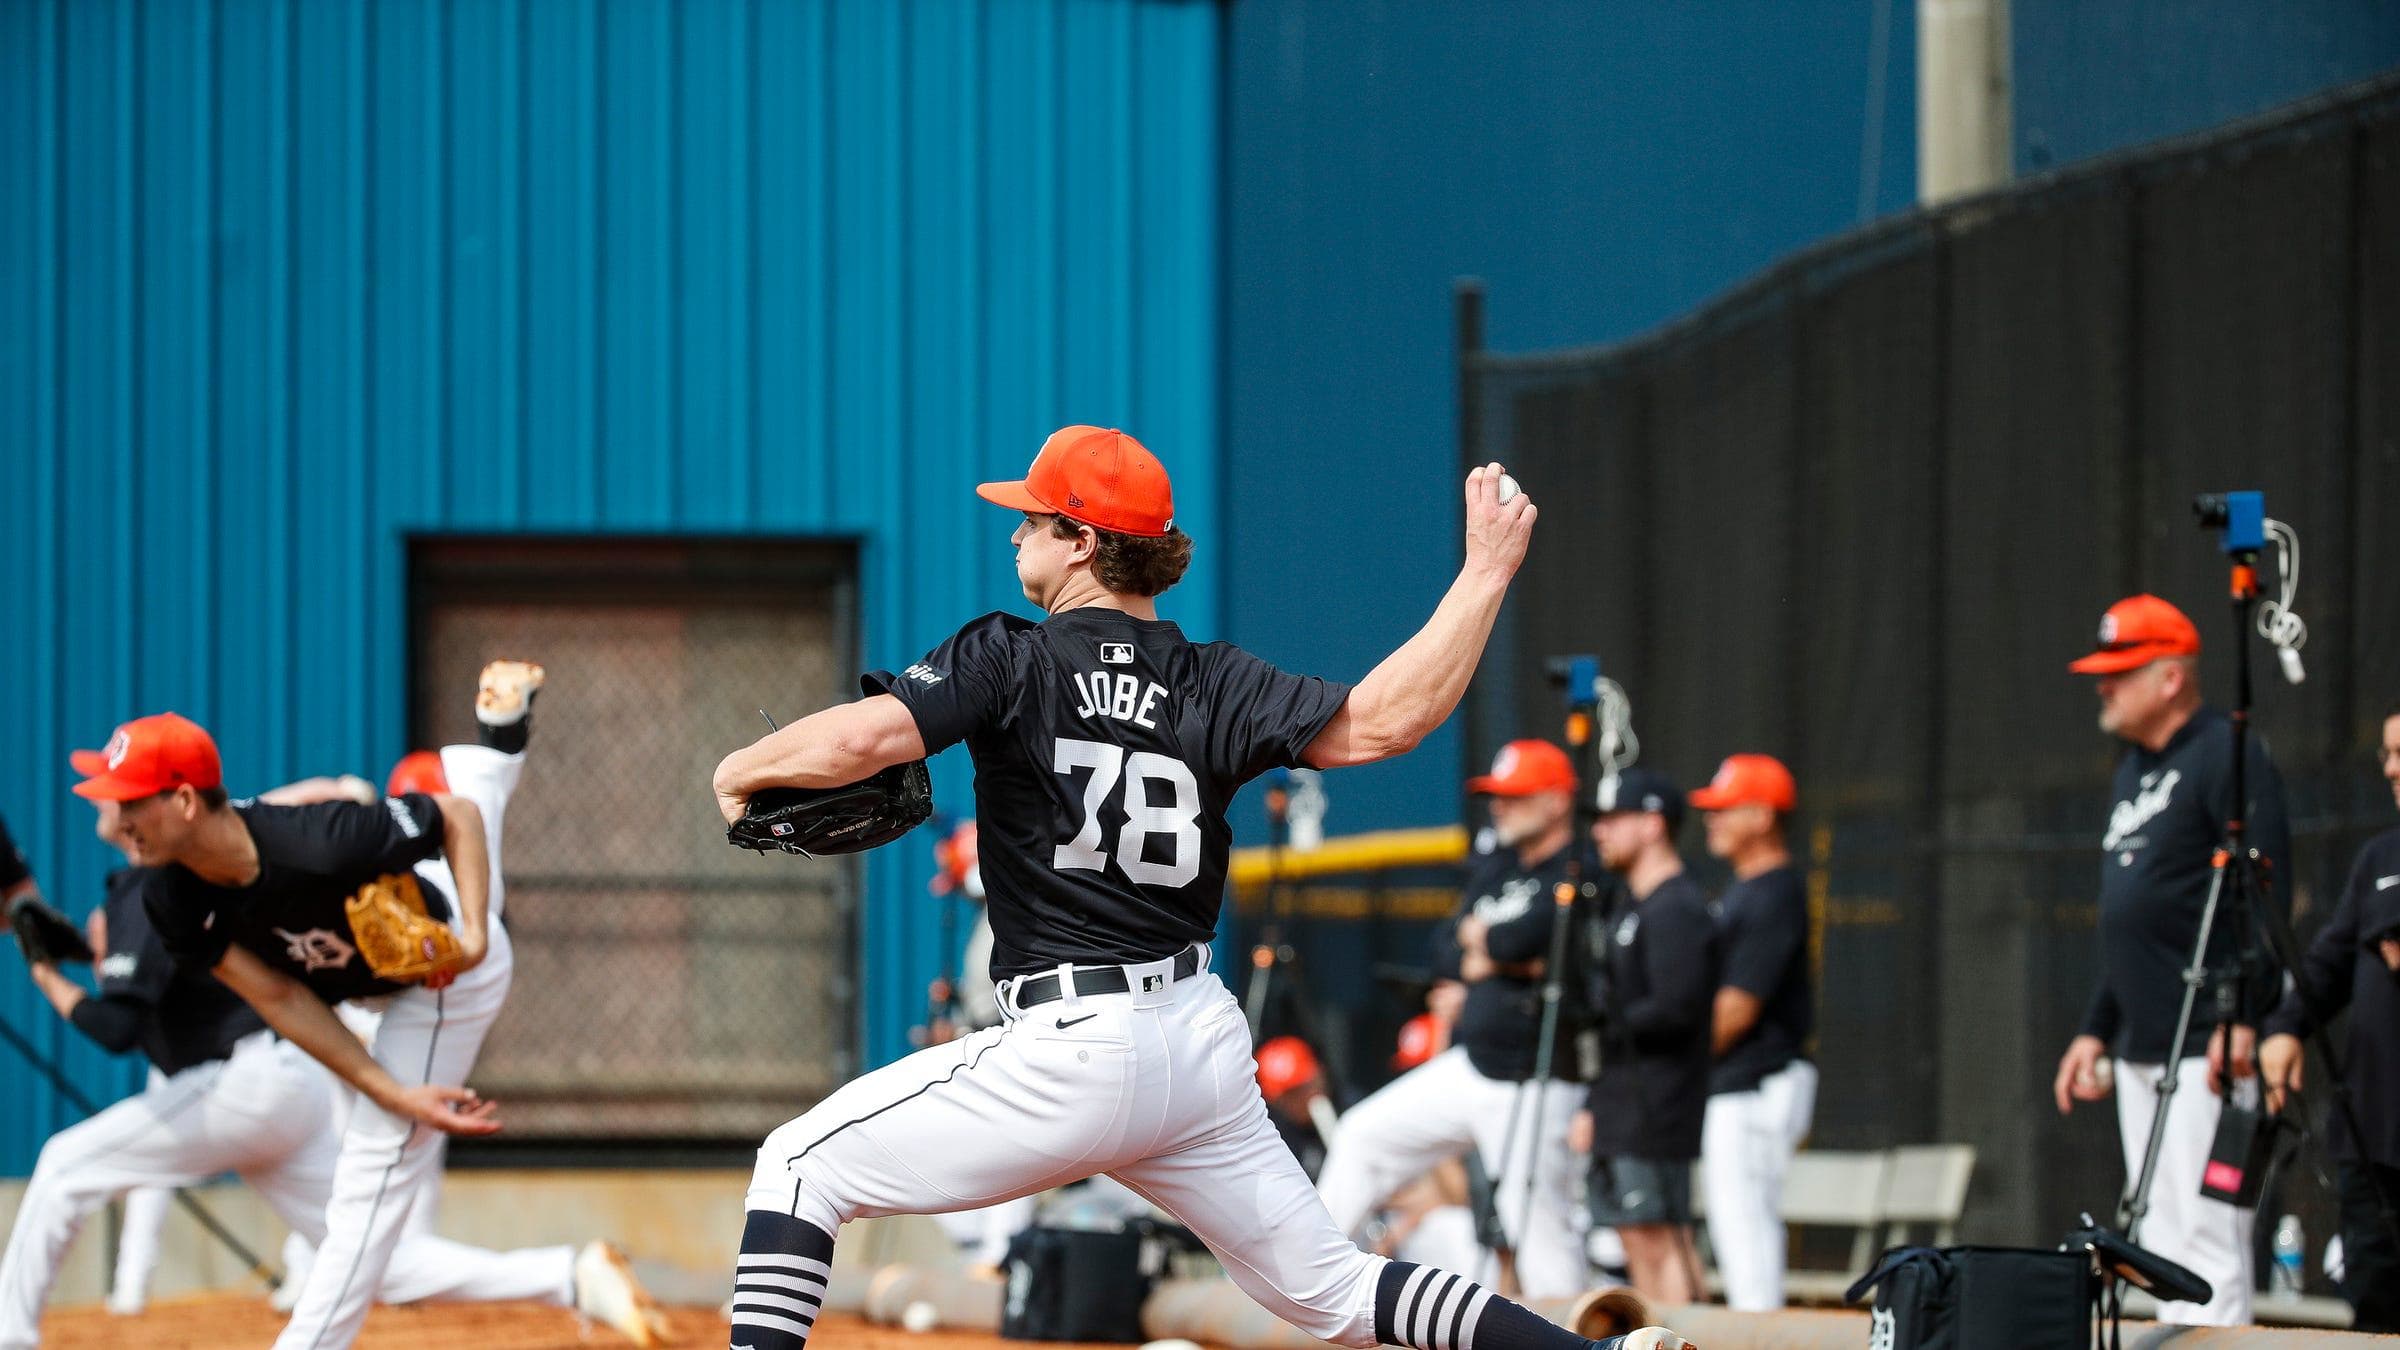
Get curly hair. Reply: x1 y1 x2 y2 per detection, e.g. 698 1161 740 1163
1048 515 1194 597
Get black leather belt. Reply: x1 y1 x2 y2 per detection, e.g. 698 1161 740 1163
1011 947 1204 1010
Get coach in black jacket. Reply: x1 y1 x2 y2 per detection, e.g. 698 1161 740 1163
2053 594 2292 1327
1573 769 1718 1305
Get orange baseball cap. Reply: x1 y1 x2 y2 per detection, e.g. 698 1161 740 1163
1255 1036 1320 1098
1392 1013 1441 1071
1466 739 1577 797
71 713 223 801
2068 594 2202 674
1687 753 1798 812
976 425 1176 538
386 750 449 798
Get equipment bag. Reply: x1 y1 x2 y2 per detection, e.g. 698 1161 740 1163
1001 1223 1193 1343
1847 1245 2096 1350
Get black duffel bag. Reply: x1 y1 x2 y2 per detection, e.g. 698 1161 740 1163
1000 1220 1199 1342
1846 1245 2097 1350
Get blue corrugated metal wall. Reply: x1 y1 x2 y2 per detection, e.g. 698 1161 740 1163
0 0 1220 1175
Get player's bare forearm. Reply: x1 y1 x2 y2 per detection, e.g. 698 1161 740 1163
713 694 927 820
1304 464 1534 769
1711 986 1763 1056
434 794 491 961
257 774 379 807
216 948 410 1110
29 961 85 1021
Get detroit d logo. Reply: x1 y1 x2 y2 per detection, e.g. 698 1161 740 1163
273 927 357 973
105 728 132 769
2098 612 2119 643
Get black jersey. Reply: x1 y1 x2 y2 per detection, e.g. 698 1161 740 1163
2078 706 2293 1061
1586 872 1718 1159
0 812 30 892
145 796 452 1003
1709 864 1813 1095
865 609 1350 979
88 868 268 1075
2264 827 2400 1167
1434 842 1593 1083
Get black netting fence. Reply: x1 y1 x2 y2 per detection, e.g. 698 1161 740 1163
1462 73 2400 1263
412 539 856 1144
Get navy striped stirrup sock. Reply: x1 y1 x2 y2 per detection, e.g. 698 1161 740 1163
1373 1261 1603 1350
729 1211 835 1350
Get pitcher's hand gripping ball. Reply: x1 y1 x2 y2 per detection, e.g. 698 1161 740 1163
728 761 934 856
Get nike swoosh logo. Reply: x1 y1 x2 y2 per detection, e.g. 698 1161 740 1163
2378 875 2400 891
1055 1013 1099 1029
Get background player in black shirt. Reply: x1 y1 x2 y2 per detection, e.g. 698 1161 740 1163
1317 738 1594 1298
0 797 645 1348
1573 769 1715 1307
1687 752 1814 1312
2051 595 2291 1325
714 427 1685 1350
2259 704 2400 1331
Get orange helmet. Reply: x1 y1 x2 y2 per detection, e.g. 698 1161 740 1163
1393 1013 1441 1070
386 750 448 798
1255 1036 1321 1099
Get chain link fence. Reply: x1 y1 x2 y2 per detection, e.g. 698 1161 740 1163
1461 73 2400 1263
413 540 854 1143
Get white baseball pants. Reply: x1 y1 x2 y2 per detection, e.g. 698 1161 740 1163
0 1032 572 1349
1700 1057 1816 1312
1316 1048 1589 1299
748 960 1394 1347
2113 1056 2257 1326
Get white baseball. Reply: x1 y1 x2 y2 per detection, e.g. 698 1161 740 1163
902 1301 939 1333
1497 473 1520 504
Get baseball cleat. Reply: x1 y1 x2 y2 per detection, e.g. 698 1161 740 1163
1594 1332 1690 1350
475 660 545 726
574 1240 666 1346
268 1277 304 1314
104 1291 145 1317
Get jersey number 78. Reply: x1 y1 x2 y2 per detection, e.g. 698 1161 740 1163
1052 737 1202 887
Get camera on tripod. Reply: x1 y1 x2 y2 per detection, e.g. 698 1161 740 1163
2190 490 2266 556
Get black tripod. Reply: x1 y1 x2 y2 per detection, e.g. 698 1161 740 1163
2119 540 2276 1246
1479 657 1606 1291
1241 773 1351 1104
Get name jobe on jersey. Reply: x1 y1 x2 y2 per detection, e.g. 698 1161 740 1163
1072 670 1170 730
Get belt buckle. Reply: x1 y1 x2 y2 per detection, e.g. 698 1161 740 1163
1123 952 1177 1008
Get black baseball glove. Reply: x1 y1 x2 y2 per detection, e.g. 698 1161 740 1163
10 895 94 966
727 761 934 856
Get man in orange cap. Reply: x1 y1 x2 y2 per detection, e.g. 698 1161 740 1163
1687 751 1814 1312
2052 594 2291 1326
715 435 1691 1350
1316 738 1594 1299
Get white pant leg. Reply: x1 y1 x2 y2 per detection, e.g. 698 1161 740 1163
1702 1085 1780 1310
745 1019 1130 1233
434 744 521 925
375 1235 574 1307
109 1192 170 1310
2113 1057 2257 1325
1315 1051 1484 1240
1463 1073 1588 1299
0 1033 329 1349
1110 976 1389 1348
272 972 508 1350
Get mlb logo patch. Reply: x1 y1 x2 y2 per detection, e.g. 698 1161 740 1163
1100 642 1134 665
1141 973 1165 993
